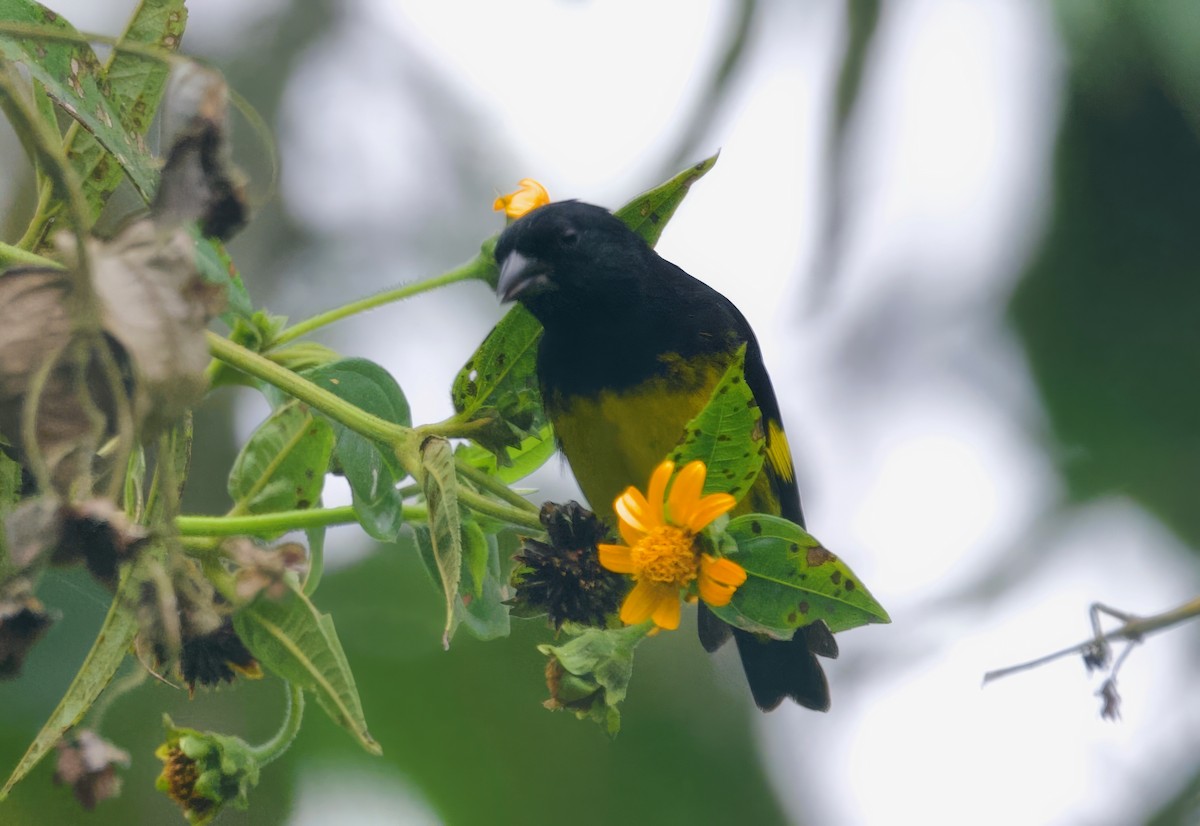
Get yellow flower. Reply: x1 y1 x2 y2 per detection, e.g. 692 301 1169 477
493 178 550 219
597 460 747 631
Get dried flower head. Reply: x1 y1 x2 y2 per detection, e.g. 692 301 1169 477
509 501 626 630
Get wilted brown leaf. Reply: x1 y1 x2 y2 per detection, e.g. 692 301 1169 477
0 578 55 679
53 498 151 588
0 271 125 494
53 729 130 810
57 223 224 436
153 62 247 240
226 537 308 602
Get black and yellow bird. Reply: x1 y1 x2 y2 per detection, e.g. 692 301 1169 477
494 200 837 711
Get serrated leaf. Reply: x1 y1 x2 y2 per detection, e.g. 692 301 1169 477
66 0 188 220
614 152 719 248
452 304 546 460
456 423 555 484
233 584 380 755
421 436 461 648
0 556 143 799
0 2 159 202
709 514 890 637
412 522 511 642
669 345 764 502
456 525 510 641
301 359 410 542
228 401 333 516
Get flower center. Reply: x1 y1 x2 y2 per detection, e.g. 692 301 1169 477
630 525 698 587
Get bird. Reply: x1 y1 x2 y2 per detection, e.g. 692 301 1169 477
493 199 836 711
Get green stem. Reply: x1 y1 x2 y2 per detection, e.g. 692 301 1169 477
14 178 55 251
207 331 417 464
271 249 496 347
418 415 494 440
176 504 428 537
248 682 305 767
455 458 539 514
180 536 220 554
457 486 543 531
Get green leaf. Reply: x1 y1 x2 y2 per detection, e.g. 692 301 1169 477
614 151 719 248
412 521 511 642
421 436 462 648
456 523 510 641
233 584 380 755
537 623 653 737
460 519 487 599
228 401 334 516
0 557 143 799
709 514 890 638
451 303 546 458
669 345 764 501
66 0 188 220
456 423 555 484
193 230 253 322
300 358 411 542
0 3 159 202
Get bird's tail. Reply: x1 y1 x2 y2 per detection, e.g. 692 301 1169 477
699 606 838 712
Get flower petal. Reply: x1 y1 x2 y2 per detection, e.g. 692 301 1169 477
698 576 736 607
645 460 673 526
701 554 747 587
698 554 747 607
667 461 706 526
614 487 653 536
685 493 737 533
619 580 662 625
651 591 682 630
494 178 550 218
597 543 635 574
618 515 644 547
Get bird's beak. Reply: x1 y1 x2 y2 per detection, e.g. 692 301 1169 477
496 251 551 303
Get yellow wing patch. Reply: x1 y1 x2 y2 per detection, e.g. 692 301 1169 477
766 419 794 482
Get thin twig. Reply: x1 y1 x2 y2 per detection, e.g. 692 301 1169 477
982 596 1200 685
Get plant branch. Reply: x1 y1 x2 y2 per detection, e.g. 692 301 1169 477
271 247 497 347
457 485 542 531
207 332 418 465
982 596 1200 684
454 457 539 514
175 504 428 537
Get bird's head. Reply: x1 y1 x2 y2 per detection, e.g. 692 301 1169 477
493 201 651 323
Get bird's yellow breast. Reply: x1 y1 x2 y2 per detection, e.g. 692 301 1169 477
548 354 727 520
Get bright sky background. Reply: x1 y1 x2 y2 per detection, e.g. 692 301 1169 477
11 1 1200 824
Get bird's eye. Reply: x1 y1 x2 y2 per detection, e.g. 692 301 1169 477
559 228 579 248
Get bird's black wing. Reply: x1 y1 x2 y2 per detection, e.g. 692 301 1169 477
696 295 838 712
